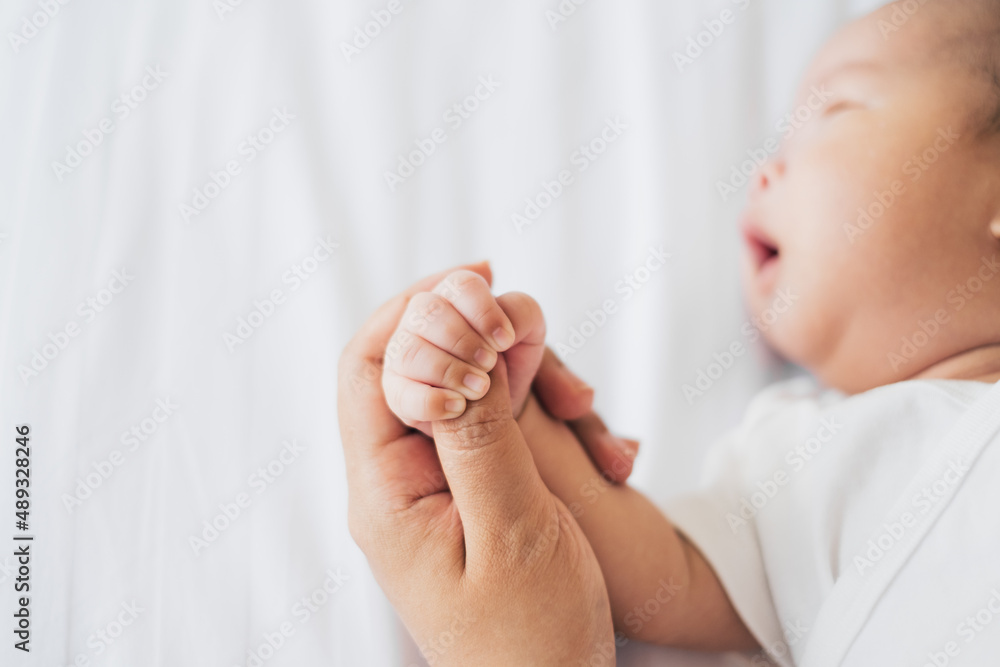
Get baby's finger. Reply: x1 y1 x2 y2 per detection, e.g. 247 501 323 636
382 371 467 423
386 334 493 402
400 292 498 372
432 270 516 352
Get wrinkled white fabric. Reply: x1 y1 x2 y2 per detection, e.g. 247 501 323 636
666 378 1000 667
0 0 886 664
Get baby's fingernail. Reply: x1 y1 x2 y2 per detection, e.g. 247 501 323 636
463 373 489 394
444 399 465 416
474 348 494 368
492 327 515 350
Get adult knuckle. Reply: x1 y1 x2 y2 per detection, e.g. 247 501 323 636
435 403 509 448
340 354 380 395
337 341 362 380
501 504 576 574
349 497 413 560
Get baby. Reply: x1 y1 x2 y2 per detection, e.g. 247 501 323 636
382 1 1000 665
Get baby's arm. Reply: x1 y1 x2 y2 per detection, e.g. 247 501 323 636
517 394 758 651
382 270 756 650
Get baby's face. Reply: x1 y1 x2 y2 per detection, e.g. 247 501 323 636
741 1 1000 393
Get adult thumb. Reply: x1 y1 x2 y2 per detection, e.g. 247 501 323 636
431 355 549 568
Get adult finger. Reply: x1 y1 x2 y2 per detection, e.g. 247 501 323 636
338 261 492 479
567 411 639 484
431 355 548 571
530 349 638 483
533 347 595 421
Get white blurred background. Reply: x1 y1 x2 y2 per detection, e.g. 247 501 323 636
0 0 885 664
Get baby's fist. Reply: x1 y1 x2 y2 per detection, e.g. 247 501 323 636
382 270 546 437
382 270 514 435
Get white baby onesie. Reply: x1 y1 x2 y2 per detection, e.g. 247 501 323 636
664 376 1000 667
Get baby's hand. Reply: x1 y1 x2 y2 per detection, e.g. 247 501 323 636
382 270 546 437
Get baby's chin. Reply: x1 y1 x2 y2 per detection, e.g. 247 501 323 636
783 334 895 395
749 315 826 380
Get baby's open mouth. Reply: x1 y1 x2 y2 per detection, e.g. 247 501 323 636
742 223 781 274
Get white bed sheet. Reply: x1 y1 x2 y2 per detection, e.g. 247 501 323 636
0 0 885 664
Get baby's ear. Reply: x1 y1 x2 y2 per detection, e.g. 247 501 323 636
990 217 1000 242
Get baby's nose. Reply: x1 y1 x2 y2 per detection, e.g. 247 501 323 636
752 157 785 196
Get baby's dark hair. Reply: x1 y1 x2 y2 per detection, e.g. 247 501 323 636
981 62 1000 137
917 0 1000 138
947 0 1000 137
970 5 1000 136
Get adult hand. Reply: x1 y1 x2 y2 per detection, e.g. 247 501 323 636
339 263 614 666
377 268 639 486
533 348 640 483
